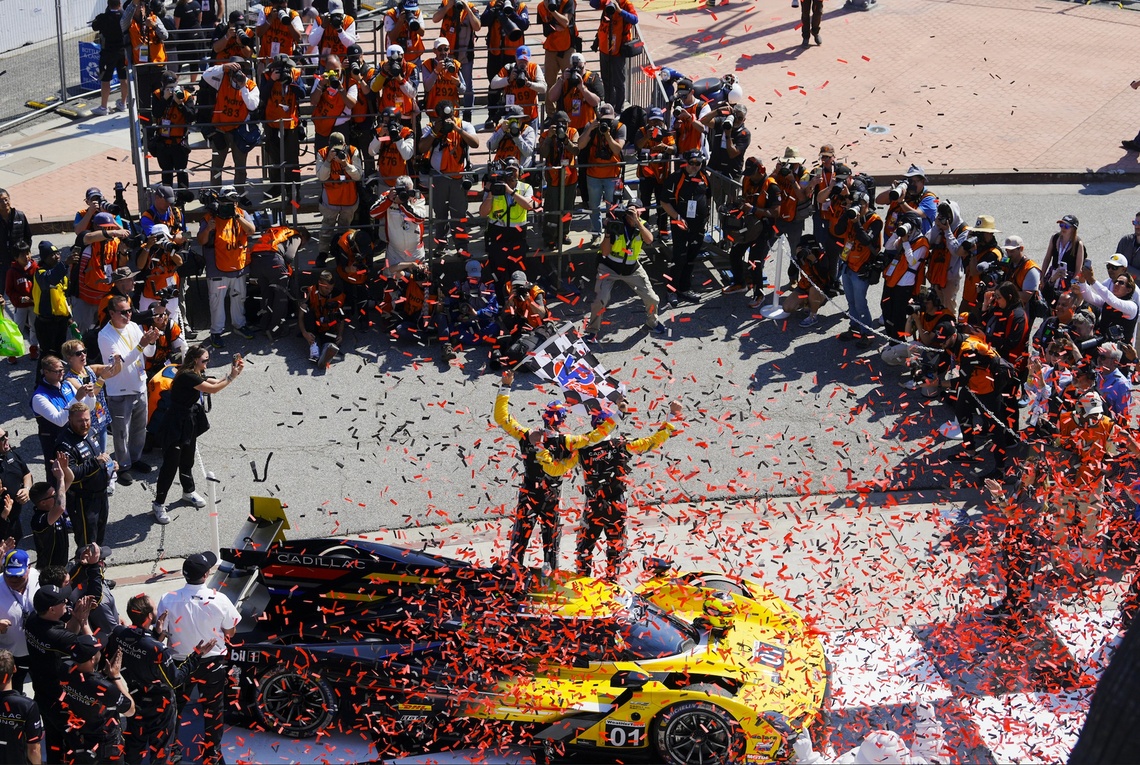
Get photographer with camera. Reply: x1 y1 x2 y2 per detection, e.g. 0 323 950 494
307 0 357 70
998 235 1043 316
490 45 547 126
250 225 307 339
781 235 829 328
585 203 665 342
202 57 260 193
311 54 359 153
315 132 364 262
136 223 185 325
90 0 129 116
807 145 851 288
880 211 929 343
888 289 953 391
876 163 938 239
537 110 580 248
589 0 637 111
547 51 601 133
258 55 305 202
418 100 479 252
433 0 481 120
772 146 810 282
832 190 883 347
210 10 254 63
139 186 186 246
370 45 419 128
925 199 970 316
670 78 710 158
74 188 126 238
300 272 346 368
149 73 195 190
961 215 1004 321
489 271 550 369
479 158 536 301
422 38 467 122
195 186 256 348
700 103 750 210
369 107 417 193
446 259 501 353
488 104 538 164
256 0 303 65
332 229 376 323
127 0 169 112
369 175 429 276
481 0 531 128
981 282 1031 401
720 157 779 300
140 301 187 378
385 0 427 65
537 0 577 85
660 150 711 304
75 214 132 333
1077 258 1139 344
578 103 626 247
633 107 675 243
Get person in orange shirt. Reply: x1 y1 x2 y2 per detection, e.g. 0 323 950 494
306 0 357 70
148 72 195 189
537 110 579 247
546 52 601 134
195 187 256 348
589 0 637 111
480 0 530 128
255 0 303 68
576 102 625 245
202 58 260 193
432 0 481 120
315 132 364 262
536 0 578 85
128 0 169 111
210 10 255 64
489 45 546 126
258 55 305 201
310 55 358 153
299 270 346 368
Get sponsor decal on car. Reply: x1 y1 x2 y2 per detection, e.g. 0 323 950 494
275 553 364 568
603 720 646 748
229 649 261 663
752 640 786 669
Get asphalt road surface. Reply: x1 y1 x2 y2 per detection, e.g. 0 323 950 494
4 183 1140 565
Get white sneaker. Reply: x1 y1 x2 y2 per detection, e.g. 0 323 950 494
90 105 108 116
939 420 963 440
152 503 171 525
112 100 126 113
182 491 207 508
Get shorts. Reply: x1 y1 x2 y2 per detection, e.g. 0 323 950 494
99 49 127 83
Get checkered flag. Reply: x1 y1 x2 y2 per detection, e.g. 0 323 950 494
530 322 626 416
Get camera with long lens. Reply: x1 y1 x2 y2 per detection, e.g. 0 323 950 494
198 188 220 214
895 221 914 240
92 195 122 215
598 119 612 134
385 118 402 137
604 205 629 238
602 1 616 18
347 60 361 77
444 58 457 74
324 71 342 91
935 201 952 225
172 86 187 104
888 179 909 202
512 63 528 87
275 65 293 85
327 12 344 29
332 147 348 161
506 118 521 137
395 185 413 202
554 124 567 141
407 14 424 33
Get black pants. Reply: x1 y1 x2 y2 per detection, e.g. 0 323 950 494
542 183 577 246
174 657 226 765
801 0 823 36
669 222 705 295
152 140 191 189
137 65 163 113
209 130 249 189
599 52 626 112
69 490 108 548
263 126 302 200
881 283 914 341
249 254 291 332
577 494 626 579
35 316 71 358
37 697 64 764
1001 519 1036 609
508 481 561 571
486 225 528 304
66 727 123 764
728 225 772 289
952 385 1010 469
124 692 177 765
485 53 514 124
154 437 196 505
638 175 672 236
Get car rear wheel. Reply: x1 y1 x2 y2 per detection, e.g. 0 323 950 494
653 685 745 765
253 666 338 738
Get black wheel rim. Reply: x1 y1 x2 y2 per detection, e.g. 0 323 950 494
260 673 328 735
664 709 736 764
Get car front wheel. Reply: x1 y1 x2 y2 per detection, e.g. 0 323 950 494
253 666 338 738
653 696 745 765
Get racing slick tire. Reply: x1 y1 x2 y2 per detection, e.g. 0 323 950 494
653 685 746 765
253 666 339 738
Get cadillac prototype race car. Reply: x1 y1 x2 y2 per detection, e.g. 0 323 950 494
218 499 831 764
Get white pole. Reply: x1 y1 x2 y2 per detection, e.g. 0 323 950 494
760 234 790 320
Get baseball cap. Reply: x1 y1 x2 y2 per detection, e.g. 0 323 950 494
161 71 177 85
510 270 528 287
434 37 449 49
1003 235 1024 250
85 187 103 201
92 212 116 227
154 184 176 203
33 585 68 613
503 104 524 119
183 551 218 580
597 103 615 118
465 259 482 279
569 52 585 67
3 550 29 578
70 634 101 663
1058 214 1079 228
819 144 835 157
904 164 926 178
218 185 239 200
647 107 665 122
403 0 419 9
515 45 531 60
327 0 344 13
38 241 60 257
149 224 172 243
1107 253 1129 268
328 131 347 148
684 149 704 162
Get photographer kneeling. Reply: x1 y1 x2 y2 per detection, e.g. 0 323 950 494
490 270 550 369
782 236 829 328
479 158 536 302
299 271 346 368
584 204 666 343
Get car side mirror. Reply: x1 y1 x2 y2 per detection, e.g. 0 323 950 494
610 669 650 689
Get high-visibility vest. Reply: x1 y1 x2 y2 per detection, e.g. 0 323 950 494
376 125 412 185
925 222 967 289
372 65 417 117
838 213 882 272
487 4 527 56
208 213 250 273
311 84 347 137
962 243 1003 309
605 233 644 266
259 10 300 59
336 231 370 286
596 0 634 56
538 0 575 51
1008 257 1040 293
316 15 354 64
263 80 300 129
488 182 533 227
79 237 120 306
423 58 462 114
212 75 255 132
584 123 624 179
305 284 346 328
498 61 541 123
884 235 928 289
152 95 191 140
318 146 361 207
542 126 579 186
252 226 301 256
673 102 704 154
556 72 597 132
130 16 167 65
493 133 525 164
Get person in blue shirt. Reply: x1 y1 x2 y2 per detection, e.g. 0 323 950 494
876 164 938 237
1096 341 1133 422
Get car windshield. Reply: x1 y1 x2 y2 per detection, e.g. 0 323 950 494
617 593 698 659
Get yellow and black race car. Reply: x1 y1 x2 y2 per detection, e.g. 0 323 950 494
220 499 830 764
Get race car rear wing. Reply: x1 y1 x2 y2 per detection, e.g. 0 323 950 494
207 496 291 620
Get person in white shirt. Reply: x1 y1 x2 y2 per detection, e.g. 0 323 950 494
0 550 37 694
157 551 239 765
306 0 357 69
97 295 161 487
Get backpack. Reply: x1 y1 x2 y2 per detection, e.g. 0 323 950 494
851 173 876 207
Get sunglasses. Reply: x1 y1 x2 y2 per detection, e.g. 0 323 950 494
1059 223 1072 230
1133 219 1140 226
72 349 87 356
115 308 133 316
1108 264 1126 270
1115 280 1131 287
152 312 169 318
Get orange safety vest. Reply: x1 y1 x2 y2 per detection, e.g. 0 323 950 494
336 231 370 286
305 284 346 328
263 79 300 129
422 58 462 114
543 126 579 186
212 75 255 132
925 222 967 289
311 84 347 137
385 9 426 62
439 4 477 50
636 126 674 181
316 15 354 64
149 322 183 368
839 213 882 272
152 96 190 140
556 72 597 132
207 213 250 273
884 235 929 290
487 3 527 56
1008 257 1040 293
883 191 937 239
376 125 413 185
957 333 998 395
433 120 468 177
499 61 541 123
318 146 361 207
79 238 121 306
252 225 300 257
673 102 704 154
146 364 177 421
349 68 376 123
373 65 417 117
142 253 181 300
214 28 253 63
597 0 634 55
538 0 574 51
776 171 804 223
259 10 300 59
962 242 1002 309
130 16 167 65
584 122 624 179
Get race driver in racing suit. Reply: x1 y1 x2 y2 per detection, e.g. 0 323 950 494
494 369 615 572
